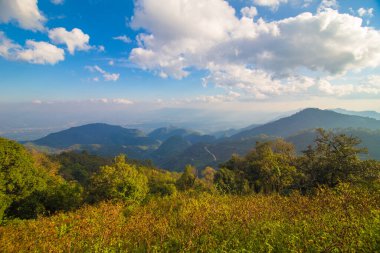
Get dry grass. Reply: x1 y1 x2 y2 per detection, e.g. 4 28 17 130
1 185 379 252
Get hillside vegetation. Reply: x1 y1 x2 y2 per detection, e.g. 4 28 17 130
1 188 379 252
0 128 379 251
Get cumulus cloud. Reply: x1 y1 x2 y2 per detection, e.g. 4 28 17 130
0 32 65 65
0 0 46 31
49 28 91 55
316 76 380 97
358 8 374 18
129 0 380 99
253 0 288 11
318 0 338 12
113 35 132 43
17 40 65 65
357 8 374 25
241 7 258 19
86 65 120 81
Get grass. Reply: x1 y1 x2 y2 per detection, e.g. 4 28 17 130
1 185 379 252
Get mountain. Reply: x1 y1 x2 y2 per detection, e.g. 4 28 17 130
211 124 260 138
26 109 380 171
148 126 216 144
33 123 157 148
159 109 380 170
232 108 380 139
332 108 380 120
149 136 192 166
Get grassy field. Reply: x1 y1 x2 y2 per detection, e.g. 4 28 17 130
1 185 379 252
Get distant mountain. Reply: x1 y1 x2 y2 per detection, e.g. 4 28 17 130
149 136 192 166
157 135 275 171
232 108 380 139
148 127 195 142
26 109 380 171
33 123 158 149
30 124 215 161
332 108 380 120
212 124 260 138
148 126 215 144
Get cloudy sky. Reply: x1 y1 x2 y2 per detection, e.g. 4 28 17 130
1 0 380 134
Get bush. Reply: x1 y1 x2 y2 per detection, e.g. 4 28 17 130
88 155 149 203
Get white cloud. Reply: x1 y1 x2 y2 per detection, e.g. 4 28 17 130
129 0 380 99
0 0 46 31
253 0 288 11
303 0 313 8
112 98 134 105
113 35 132 43
90 98 134 105
358 8 373 18
17 40 65 65
316 76 380 97
49 27 91 55
0 31 65 65
51 0 64 5
86 65 120 81
241 7 258 19
357 8 374 24
318 0 338 12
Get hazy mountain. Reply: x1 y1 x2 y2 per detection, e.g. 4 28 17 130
332 108 380 120
33 123 158 148
212 124 260 138
159 109 380 170
26 109 380 171
148 127 216 144
232 108 380 139
149 136 192 166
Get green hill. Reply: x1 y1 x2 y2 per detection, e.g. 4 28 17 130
232 108 380 139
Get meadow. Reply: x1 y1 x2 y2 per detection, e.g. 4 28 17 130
1 185 379 252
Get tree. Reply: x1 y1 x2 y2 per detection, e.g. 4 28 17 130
88 155 148 203
176 165 197 191
216 139 298 194
202 166 216 186
0 138 47 221
299 128 367 188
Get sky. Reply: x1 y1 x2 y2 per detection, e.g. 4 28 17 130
1 0 380 137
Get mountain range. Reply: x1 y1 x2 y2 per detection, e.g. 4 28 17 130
21 108 380 171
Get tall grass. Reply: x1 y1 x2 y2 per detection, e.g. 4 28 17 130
1 185 379 252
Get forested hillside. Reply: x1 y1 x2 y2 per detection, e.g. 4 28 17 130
0 128 379 251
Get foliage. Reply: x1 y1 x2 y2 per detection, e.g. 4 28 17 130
216 139 299 194
215 130 379 194
0 186 379 252
0 138 47 222
88 155 149 203
298 128 368 188
176 165 197 191
51 151 111 186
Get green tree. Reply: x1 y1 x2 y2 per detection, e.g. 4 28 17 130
299 129 367 188
176 165 197 191
0 138 47 221
88 155 148 203
216 139 298 194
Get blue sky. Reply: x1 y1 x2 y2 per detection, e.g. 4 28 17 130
1 0 380 135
